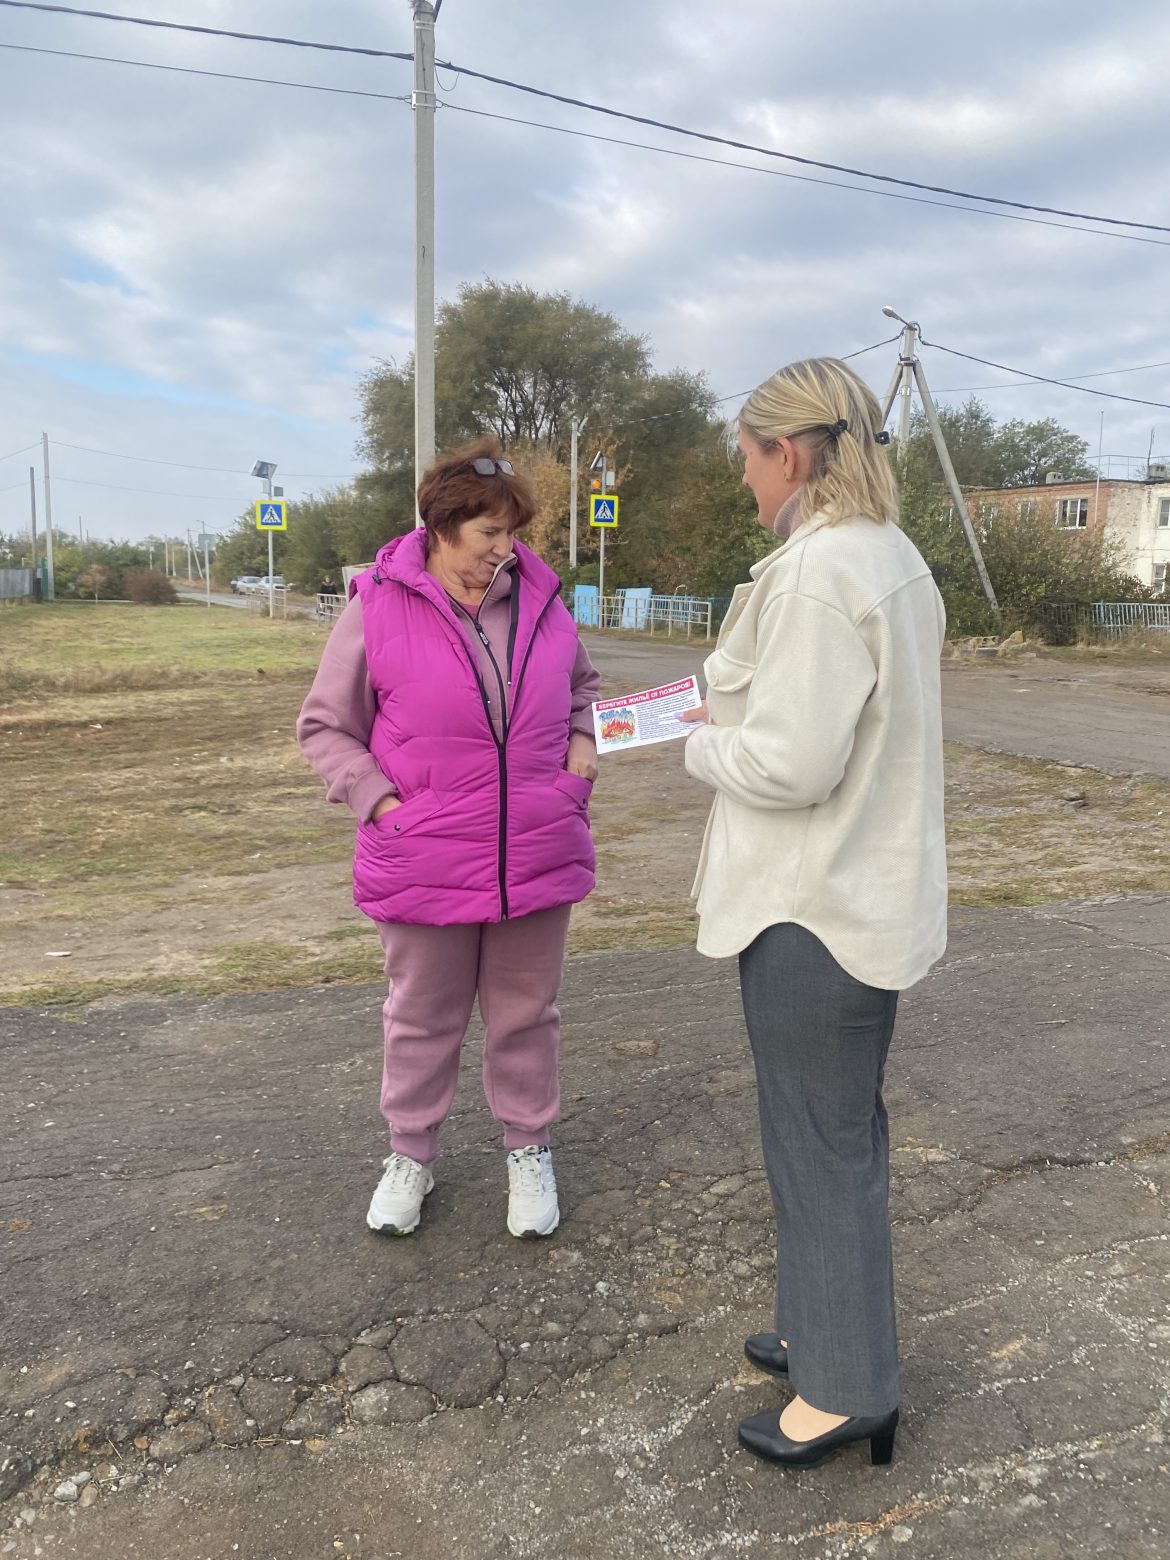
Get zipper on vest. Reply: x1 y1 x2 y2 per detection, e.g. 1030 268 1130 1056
457 641 509 921
400 579 557 924
451 600 514 918
510 593 558 708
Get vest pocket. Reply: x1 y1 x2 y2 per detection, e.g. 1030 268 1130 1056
553 770 594 804
362 787 443 839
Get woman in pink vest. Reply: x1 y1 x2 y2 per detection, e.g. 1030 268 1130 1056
297 437 600 1239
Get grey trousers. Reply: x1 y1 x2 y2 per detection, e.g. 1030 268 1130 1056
739 922 901 1417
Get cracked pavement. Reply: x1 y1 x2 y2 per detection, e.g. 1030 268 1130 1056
1 895 1168 1559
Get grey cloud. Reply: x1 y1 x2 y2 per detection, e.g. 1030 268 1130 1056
0 0 1165 542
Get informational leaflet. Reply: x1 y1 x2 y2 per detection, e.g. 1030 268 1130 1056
592 675 702 754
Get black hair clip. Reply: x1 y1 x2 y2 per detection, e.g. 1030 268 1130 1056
874 430 891 446
829 418 849 437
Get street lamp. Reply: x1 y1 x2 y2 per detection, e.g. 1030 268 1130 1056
252 460 278 616
881 304 919 330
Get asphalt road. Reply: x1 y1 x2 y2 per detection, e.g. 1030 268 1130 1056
176 585 252 610
2 897 1168 1558
583 633 1170 780
177 594 1170 779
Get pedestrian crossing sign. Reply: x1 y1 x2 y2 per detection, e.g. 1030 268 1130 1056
255 500 287 531
590 494 619 528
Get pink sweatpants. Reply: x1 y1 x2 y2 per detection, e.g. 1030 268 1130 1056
375 904 572 1165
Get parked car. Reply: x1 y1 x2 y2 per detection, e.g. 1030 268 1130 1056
254 575 286 593
231 575 261 594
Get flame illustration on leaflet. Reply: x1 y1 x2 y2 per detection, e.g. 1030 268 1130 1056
599 710 636 744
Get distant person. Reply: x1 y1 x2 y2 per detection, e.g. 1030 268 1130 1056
680 357 947 1471
297 436 600 1239
318 573 341 599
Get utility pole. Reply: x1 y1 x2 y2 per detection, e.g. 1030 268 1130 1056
879 309 998 612
569 415 586 571
411 0 438 525
41 433 55 600
590 451 613 607
28 466 38 599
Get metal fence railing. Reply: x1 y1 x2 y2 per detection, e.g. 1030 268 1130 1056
245 586 287 617
1033 600 1170 642
573 587 714 641
643 594 714 640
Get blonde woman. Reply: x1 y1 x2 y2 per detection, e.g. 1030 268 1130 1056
681 358 947 1470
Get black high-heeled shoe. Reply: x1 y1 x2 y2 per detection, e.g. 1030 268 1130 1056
738 1407 899 1468
743 1333 789 1378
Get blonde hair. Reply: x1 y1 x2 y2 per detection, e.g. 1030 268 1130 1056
733 357 898 526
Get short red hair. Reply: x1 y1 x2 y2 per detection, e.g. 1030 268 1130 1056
417 435 536 542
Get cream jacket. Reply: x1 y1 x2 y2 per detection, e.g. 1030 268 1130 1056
684 509 947 989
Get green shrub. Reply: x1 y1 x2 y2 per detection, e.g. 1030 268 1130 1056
123 568 179 605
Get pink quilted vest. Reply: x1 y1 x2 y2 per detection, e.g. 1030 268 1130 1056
351 529 595 925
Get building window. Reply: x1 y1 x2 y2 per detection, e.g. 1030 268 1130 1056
1055 497 1088 529
1017 499 1038 520
1156 562 1168 592
1158 498 1170 528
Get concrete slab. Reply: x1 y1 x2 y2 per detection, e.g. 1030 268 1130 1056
1 897 1168 1558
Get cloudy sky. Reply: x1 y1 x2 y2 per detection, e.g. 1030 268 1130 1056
1 0 1167 546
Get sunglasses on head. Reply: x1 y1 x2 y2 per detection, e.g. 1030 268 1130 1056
469 457 515 477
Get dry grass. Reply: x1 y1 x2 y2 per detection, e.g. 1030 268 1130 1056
3 602 1168 1006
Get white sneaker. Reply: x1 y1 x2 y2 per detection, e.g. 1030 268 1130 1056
366 1152 434 1236
506 1146 560 1238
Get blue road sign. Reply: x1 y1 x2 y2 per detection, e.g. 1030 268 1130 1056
255 500 287 531
590 494 619 528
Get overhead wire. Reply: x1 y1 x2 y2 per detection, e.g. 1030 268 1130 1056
50 474 260 500
0 42 413 100
8 41 1164 248
437 103 1170 251
34 335 1170 477
0 1 411 59
2 0 1167 235
919 340 1170 412
51 440 356 479
0 442 40 463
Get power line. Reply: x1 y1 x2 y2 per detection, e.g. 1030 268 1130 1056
0 42 413 101
920 339 1170 412
51 474 254 500
0 1 411 59
51 440 356 479
935 357 1170 395
433 76 1170 237
5 40 1164 249
3 0 1168 236
439 102 1170 251
608 339 900 429
0 442 40 463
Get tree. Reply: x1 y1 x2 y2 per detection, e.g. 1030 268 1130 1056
357 283 720 590
357 282 653 472
897 399 1096 495
895 399 1103 633
77 563 117 600
435 280 651 449
976 503 1135 636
